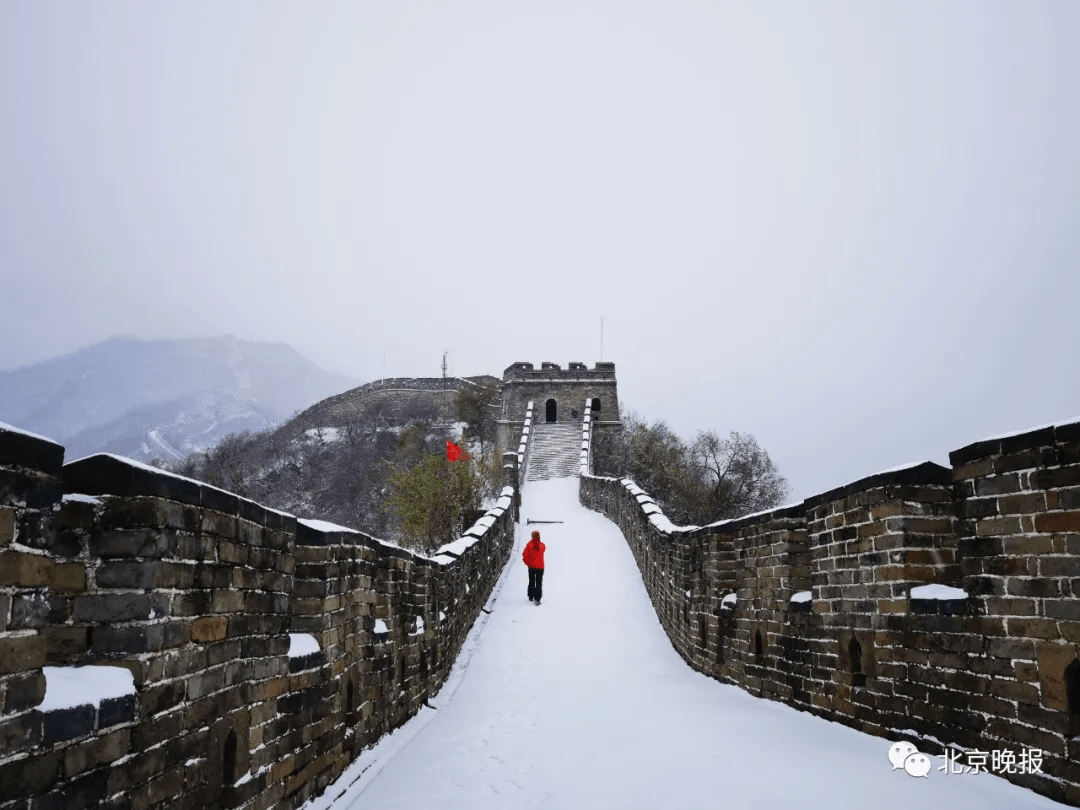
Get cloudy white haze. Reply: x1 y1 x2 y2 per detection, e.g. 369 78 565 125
2 2 1078 502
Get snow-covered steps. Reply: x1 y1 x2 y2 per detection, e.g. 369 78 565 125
524 423 581 481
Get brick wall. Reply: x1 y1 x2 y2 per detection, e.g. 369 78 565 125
0 425 516 810
580 420 1080 807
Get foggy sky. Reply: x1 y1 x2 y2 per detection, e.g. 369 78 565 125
3 2 1078 503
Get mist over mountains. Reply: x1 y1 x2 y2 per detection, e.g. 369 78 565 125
0 335 359 463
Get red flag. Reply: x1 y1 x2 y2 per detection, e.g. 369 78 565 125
446 440 468 462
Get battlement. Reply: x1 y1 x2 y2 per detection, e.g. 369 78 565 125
502 361 616 382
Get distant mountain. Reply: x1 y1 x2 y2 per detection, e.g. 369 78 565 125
0 336 360 463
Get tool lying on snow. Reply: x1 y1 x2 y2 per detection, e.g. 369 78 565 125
526 520 563 525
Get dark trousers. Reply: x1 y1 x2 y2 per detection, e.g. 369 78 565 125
527 567 544 602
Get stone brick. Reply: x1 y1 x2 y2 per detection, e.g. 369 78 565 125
73 593 152 623
192 616 228 643
44 625 91 660
1006 618 1061 640
100 497 189 531
4 670 45 712
11 591 50 629
95 560 157 589
90 626 151 655
0 550 53 586
0 709 42 751
0 635 46 674
88 529 176 558
1034 512 1080 534
52 563 87 591
0 506 14 545
0 751 59 799
63 728 131 777
976 516 1022 537
975 475 1021 497
42 704 96 744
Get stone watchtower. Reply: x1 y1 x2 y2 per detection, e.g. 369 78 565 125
494 361 621 461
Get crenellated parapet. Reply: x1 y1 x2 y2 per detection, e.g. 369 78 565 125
0 422 515 810
579 414 1080 807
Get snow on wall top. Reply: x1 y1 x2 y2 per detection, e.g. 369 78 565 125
980 415 1080 442
62 493 102 505
700 501 805 531
298 517 411 556
0 420 62 445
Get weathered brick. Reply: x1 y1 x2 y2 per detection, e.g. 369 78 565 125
0 709 42 751
44 625 91 659
62 728 131 776
88 529 176 558
192 616 228 643
0 506 15 545
4 670 46 712
1006 617 1061 639
42 704 96 744
0 550 53 586
975 474 1021 497
52 562 87 592
11 591 50 629
73 593 152 623
976 516 1022 537
0 751 59 799
90 626 151 655
1034 512 1080 534
0 635 46 674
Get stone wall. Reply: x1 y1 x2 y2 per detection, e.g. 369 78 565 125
0 423 517 810
579 418 1080 807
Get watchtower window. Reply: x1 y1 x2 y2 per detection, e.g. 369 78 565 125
1066 659 1080 733
754 630 763 664
545 398 557 423
346 679 355 717
850 637 866 688
223 729 239 785
591 398 601 412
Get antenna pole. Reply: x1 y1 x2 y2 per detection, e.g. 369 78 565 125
442 352 448 379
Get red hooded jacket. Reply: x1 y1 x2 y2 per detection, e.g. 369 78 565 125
522 537 545 569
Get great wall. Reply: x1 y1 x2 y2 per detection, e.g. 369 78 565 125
2 360 1079 807
578 399 1080 806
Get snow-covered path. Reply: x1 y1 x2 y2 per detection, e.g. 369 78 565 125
321 478 1067 810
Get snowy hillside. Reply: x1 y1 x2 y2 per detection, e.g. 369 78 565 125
0 335 359 462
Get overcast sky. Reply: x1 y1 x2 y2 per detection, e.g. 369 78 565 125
2 2 1078 502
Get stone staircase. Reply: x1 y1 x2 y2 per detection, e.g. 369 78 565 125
525 423 582 481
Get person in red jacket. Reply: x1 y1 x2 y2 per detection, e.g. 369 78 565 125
523 530 546 605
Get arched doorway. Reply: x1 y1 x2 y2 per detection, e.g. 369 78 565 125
545 398 557 423
591 397 601 413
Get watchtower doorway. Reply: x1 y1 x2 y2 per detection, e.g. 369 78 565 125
591 397 601 413
545 399 557 423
